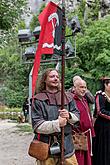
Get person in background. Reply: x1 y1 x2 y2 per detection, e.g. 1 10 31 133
31 68 80 165
93 77 110 165
72 79 95 165
22 97 29 122
69 75 95 105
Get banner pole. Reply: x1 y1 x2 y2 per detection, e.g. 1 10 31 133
60 0 66 164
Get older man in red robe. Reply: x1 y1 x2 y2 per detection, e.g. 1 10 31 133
72 79 95 165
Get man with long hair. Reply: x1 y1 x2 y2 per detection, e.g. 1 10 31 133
31 68 80 165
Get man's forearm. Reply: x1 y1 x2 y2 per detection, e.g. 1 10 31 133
36 119 61 134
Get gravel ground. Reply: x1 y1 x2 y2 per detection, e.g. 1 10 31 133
0 119 35 165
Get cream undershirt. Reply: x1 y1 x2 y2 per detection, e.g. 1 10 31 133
36 112 79 134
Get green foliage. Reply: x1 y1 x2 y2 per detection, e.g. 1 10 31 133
76 16 110 78
0 36 31 107
0 0 28 49
17 20 26 30
82 76 100 95
64 67 84 89
0 0 27 30
29 14 39 31
84 0 100 23
17 124 32 133
0 107 21 112
0 2 46 108
39 3 46 14
0 113 19 120
0 29 17 48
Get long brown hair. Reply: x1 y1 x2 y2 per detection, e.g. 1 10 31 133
37 68 60 92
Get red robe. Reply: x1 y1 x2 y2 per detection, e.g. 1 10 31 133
73 95 95 165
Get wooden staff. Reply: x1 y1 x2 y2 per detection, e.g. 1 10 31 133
60 0 66 164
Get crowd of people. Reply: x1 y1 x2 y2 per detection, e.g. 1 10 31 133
29 68 110 165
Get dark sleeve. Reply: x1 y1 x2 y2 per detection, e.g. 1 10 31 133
69 100 80 120
98 95 110 116
31 99 45 131
94 94 110 120
93 103 97 118
85 90 95 104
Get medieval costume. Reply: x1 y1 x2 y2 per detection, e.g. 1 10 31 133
31 90 80 165
73 94 95 165
93 91 110 165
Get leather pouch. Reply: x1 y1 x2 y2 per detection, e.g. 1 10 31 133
28 139 49 160
73 132 88 151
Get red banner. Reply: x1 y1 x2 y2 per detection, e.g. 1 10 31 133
32 2 62 96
